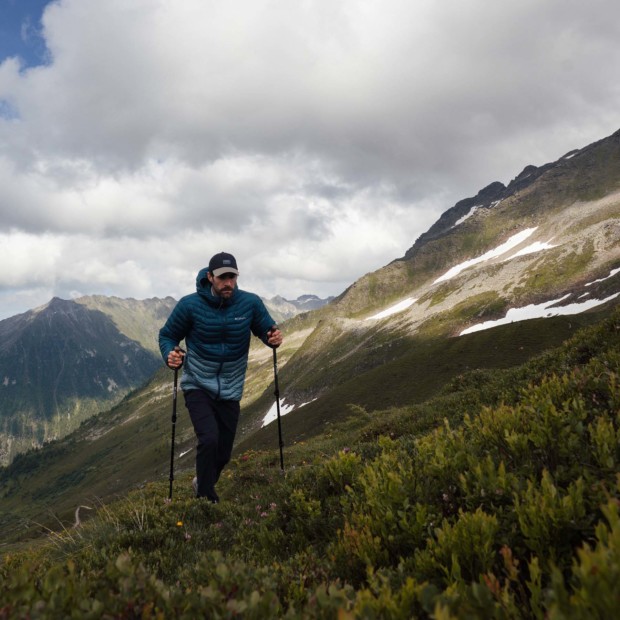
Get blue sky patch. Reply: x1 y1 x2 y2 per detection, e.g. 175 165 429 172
0 98 20 120
0 0 52 69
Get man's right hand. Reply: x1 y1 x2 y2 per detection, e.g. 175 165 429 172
167 348 185 369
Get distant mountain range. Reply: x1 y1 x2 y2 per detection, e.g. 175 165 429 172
264 294 335 323
0 297 163 464
1 128 619 544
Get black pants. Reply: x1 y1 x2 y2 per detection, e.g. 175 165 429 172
184 389 240 502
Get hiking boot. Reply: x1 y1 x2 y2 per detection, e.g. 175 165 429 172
192 476 219 503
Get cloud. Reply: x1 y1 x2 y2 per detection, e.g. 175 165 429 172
0 0 620 319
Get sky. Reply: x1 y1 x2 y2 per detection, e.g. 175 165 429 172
1 0 620 321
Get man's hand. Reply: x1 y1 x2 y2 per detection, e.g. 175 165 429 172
267 327 283 348
167 347 185 369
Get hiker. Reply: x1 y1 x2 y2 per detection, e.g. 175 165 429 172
159 252 283 503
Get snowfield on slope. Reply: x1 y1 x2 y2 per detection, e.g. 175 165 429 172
460 290 620 335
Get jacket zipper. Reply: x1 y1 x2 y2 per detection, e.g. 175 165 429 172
216 299 226 399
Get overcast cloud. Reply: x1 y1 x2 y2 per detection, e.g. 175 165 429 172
1 0 619 320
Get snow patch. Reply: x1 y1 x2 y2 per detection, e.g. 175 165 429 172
434 228 538 283
585 267 620 287
460 293 620 336
366 298 416 320
505 240 557 259
262 399 314 427
453 205 480 227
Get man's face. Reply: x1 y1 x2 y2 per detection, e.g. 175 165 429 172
208 272 238 298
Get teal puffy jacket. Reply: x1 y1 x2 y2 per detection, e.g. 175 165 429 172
159 268 276 401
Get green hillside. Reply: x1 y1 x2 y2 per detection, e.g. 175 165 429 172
1 307 619 617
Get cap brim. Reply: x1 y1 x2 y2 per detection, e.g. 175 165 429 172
212 267 239 277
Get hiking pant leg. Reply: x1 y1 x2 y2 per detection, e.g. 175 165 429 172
184 390 240 502
214 400 240 482
184 389 220 501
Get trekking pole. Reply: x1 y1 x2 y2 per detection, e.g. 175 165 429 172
168 346 184 500
272 345 285 471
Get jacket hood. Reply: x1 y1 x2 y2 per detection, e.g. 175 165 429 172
196 267 210 291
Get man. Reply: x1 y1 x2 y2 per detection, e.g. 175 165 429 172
159 252 283 503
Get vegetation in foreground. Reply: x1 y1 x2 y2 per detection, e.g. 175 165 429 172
1 308 619 619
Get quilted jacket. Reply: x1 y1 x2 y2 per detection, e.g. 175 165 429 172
159 267 275 401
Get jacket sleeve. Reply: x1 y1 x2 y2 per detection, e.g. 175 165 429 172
250 296 277 346
158 299 192 363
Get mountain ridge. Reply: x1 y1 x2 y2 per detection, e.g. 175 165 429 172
330 128 620 323
404 127 620 262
